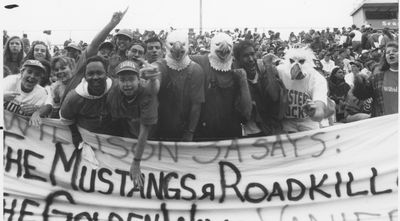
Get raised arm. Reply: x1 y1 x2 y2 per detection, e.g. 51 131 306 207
86 7 129 57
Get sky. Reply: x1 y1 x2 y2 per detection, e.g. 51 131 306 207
1 0 364 45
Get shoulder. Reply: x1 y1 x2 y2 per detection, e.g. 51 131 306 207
63 89 81 104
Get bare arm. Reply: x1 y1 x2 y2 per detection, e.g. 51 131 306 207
86 7 129 57
129 123 150 188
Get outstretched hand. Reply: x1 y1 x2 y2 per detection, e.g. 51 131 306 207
130 160 145 188
139 59 160 80
111 6 129 25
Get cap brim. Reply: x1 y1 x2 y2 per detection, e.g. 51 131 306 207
24 64 46 73
116 68 139 75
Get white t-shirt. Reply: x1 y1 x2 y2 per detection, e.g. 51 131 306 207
3 74 47 113
320 59 335 74
278 66 328 120
351 30 362 42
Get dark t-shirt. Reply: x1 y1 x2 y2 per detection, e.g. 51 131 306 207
382 70 398 115
107 80 158 138
60 84 115 135
155 59 205 140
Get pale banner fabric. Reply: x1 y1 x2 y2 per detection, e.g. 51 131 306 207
3 111 398 221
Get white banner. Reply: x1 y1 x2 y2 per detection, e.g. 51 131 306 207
3 111 398 221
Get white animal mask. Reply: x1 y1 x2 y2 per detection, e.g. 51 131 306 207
165 31 191 71
208 32 233 72
283 47 317 80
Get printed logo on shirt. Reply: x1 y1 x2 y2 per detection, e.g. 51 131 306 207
4 101 24 115
285 89 311 119
383 86 398 93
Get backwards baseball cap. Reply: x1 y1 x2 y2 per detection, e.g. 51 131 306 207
115 61 139 75
22 60 46 73
115 29 133 40
65 42 81 51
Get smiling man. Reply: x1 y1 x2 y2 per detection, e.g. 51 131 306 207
106 60 159 188
3 60 47 116
60 55 115 144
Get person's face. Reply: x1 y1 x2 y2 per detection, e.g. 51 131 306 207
97 48 112 60
67 48 80 60
385 46 398 67
85 61 107 95
116 35 131 52
21 66 43 92
54 61 73 84
9 38 22 54
334 69 345 79
324 54 331 61
118 72 139 97
351 64 360 73
238 46 257 73
33 44 47 60
146 42 162 62
126 44 145 61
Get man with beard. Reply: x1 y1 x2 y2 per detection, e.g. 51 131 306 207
145 37 164 64
153 31 204 141
233 40 287 136
60 56 115 147
106 60 159 188
191 33 252 140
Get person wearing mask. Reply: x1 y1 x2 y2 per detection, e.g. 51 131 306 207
3 36 25 75
191 33 251 140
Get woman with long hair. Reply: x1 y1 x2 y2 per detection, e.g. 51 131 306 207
23 40 52 62
3 36 25 75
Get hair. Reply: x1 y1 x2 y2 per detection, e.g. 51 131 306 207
382 28 394 40
37 58 52 87
23 41 52 62
233 40 255 60
51 56 76 72
3 36 25 66
3 65 12 78
129 41 147 54
86 55 109 70
145 36 163 48
379 41 398 71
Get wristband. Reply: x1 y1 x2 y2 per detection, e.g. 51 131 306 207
134 158 141 162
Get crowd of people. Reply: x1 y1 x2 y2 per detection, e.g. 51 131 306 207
3 9 398 187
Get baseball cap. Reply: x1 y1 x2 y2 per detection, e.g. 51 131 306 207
115 61 139 75
65 42 81 51
98 41 114 51
115 29 133 40
22 60 46 73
